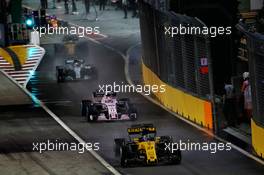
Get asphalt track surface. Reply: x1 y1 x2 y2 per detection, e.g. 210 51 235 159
27 39 264 175
0 107 111 175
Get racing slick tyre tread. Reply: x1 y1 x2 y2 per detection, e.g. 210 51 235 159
105 112 110 120
120 146 128 168
114 139 126 157
81 100 92 117
56 66 64 83
68 69 76 80
87 114 98 122
88 111 99 122
92 115 98 122
81 100 99 122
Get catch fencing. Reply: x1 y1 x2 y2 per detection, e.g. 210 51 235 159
139 0 211 99
139 0 214 129
237 24 264 126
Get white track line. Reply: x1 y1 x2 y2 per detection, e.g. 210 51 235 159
24 46 46 88
39 102 121 175
0 69 121 175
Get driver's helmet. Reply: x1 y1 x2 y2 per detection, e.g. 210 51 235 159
104 96 111 102
142 135 148 141
50 15 57 19
142 129 149 141
85 65 92 69
107 96 112 99
74 62 80 67
73 60 81 66
243 72 249 80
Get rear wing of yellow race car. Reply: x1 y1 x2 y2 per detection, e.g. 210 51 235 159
127 124 156 135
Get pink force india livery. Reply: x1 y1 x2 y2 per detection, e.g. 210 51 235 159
81 90 138 122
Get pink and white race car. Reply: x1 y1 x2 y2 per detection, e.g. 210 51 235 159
81 90 138 122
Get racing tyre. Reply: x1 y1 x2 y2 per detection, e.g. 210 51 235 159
67 69 76 80
87 113 98 122
129 108 138 121
171 149 182 165
129 112 137 121
120 146 128 167
81 100 91 117
114 139 125 157
105 112 110 120
56 67 64 83
87 114 93 122
117 113 122 119
57 75 63 83
84 103 98 122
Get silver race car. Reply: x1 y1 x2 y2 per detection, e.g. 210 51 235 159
56 58 97 82
81 90 138 122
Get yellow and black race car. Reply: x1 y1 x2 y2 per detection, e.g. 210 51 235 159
114 124 181 167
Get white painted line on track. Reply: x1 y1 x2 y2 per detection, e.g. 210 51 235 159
39 102 121 175
24 46 45 88
3 8 120 172
0 69 121 175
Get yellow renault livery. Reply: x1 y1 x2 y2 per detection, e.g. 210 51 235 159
114 124 182 167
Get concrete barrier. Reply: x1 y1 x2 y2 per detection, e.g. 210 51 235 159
251 119 264 159
142 61 213 129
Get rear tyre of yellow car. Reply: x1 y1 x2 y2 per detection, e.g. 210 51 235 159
171 150 181 165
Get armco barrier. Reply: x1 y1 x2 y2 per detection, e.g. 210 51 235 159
142 61 213 129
